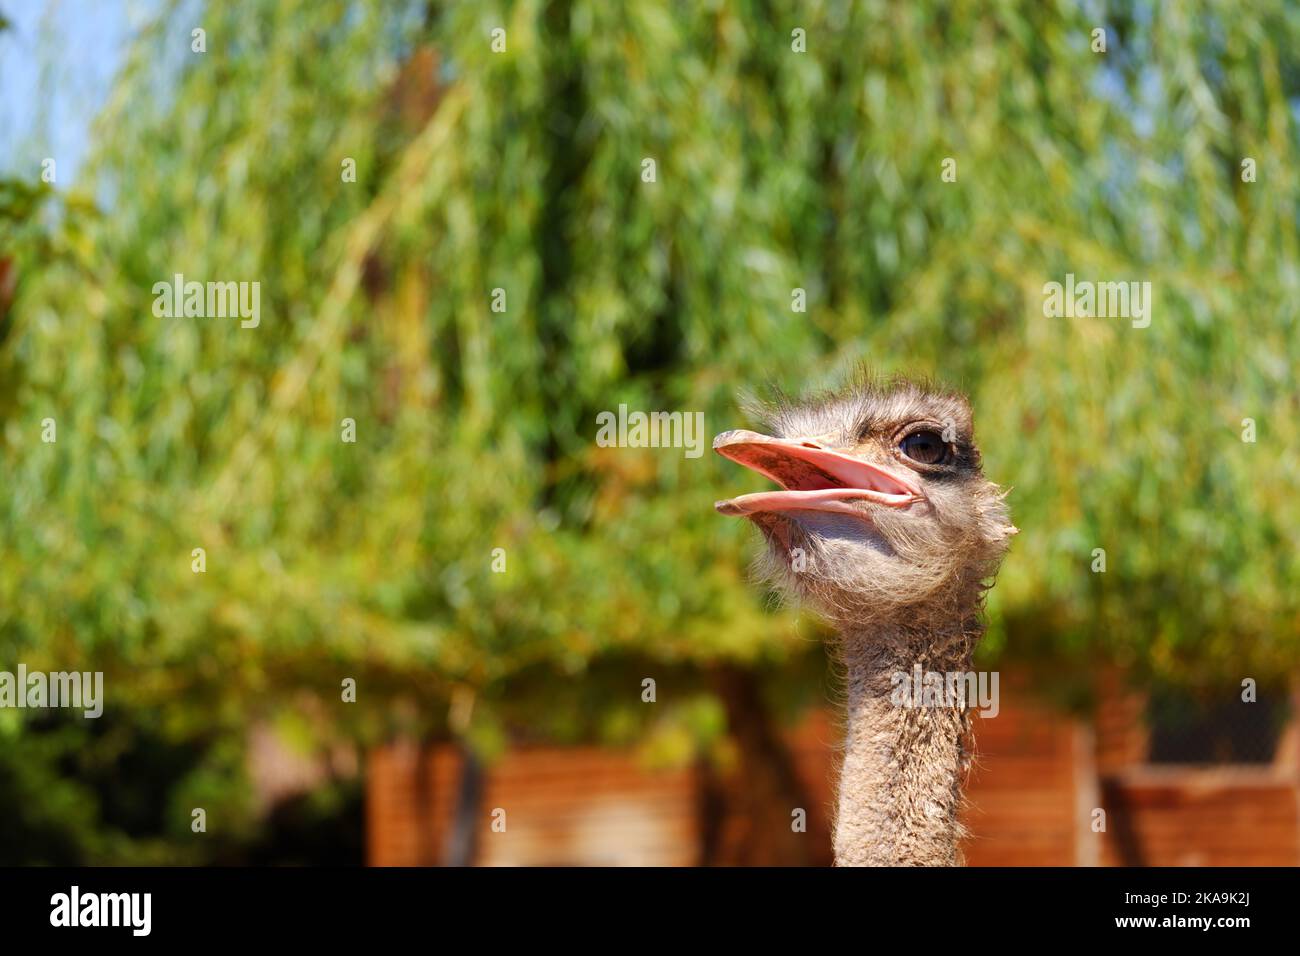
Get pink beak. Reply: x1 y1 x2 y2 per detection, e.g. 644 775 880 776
713 430 922 518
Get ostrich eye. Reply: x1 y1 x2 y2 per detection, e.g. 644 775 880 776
900 430 949 465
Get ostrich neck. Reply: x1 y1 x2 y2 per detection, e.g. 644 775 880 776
833 617 981 866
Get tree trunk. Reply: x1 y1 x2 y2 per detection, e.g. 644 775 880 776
703 664 819 866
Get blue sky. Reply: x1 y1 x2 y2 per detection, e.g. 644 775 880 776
0 0 156 187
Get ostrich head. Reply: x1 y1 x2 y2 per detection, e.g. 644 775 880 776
714 375 1016 632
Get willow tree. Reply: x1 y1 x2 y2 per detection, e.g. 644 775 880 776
2 0 1298 861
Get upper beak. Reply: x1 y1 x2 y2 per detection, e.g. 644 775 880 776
713 429 923 518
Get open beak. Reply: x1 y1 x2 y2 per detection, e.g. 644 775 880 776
713 429 923 518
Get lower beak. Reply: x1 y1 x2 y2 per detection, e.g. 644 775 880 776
713 430 922 518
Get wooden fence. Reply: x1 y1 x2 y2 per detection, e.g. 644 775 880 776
367 668 1300 866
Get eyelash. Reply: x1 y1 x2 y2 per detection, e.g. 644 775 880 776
855 423 960 455
894 423 947 443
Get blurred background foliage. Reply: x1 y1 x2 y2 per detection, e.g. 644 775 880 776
1 0 1298 862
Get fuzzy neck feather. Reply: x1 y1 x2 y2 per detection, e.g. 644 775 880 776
833 617 980 866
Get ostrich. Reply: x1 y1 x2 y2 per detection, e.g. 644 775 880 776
713 375 1016 866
